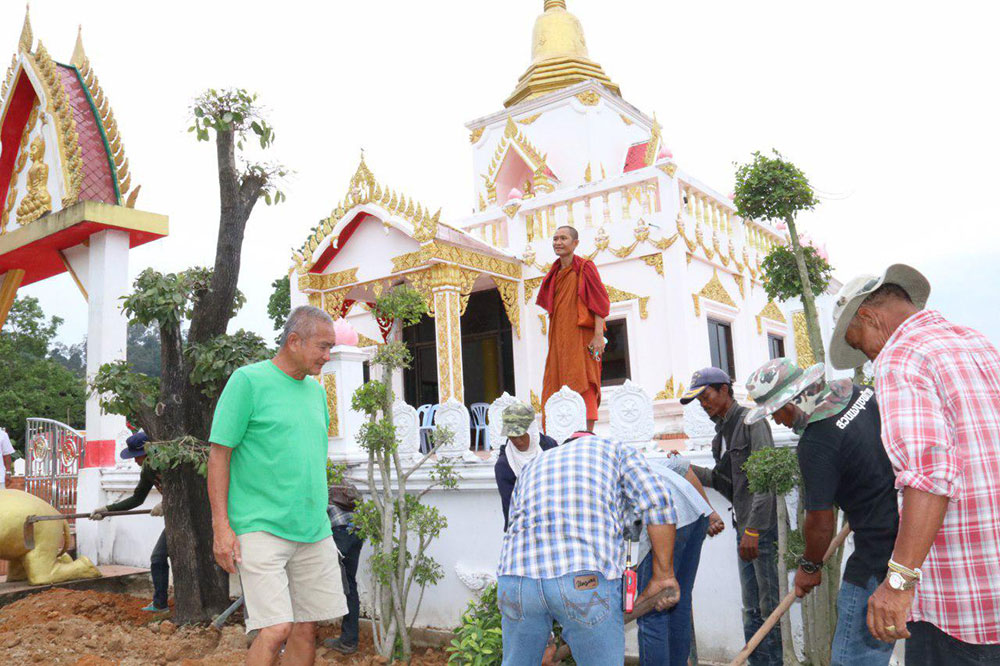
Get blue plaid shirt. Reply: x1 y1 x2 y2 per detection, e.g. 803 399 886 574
497 436 677 580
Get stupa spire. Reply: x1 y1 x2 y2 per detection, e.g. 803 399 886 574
71 25 86 68
18 4 33 54
504 0 620 107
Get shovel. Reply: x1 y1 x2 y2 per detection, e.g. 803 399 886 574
729 523 852 666
23 510 152 549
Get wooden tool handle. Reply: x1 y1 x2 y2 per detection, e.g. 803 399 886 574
728 523 852 666
551 585 679 662
27 509 153 522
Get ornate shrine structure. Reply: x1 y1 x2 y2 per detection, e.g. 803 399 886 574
0 9 167 551
290 0 840 448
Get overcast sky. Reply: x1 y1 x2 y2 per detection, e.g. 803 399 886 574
11 0 1000 347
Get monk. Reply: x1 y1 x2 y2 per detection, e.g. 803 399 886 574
537 225 611 431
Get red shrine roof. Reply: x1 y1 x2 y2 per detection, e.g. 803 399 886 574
623 141 651 173
0 14 165 288
58 64 117 204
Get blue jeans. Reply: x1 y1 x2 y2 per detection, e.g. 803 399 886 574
332 526 363 645
738 526 782 666
498 572 624 666
637 516 708 665
831 576 894 665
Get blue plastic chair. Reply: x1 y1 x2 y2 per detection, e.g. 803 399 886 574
417 404 437 453
470 402 490 450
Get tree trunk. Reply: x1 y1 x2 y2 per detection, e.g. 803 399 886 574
798 492 841 666
775 495 796 665
162 462 229 623
784 217 826 364
156 125 265 624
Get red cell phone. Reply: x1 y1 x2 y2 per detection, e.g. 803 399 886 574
623 568 637 613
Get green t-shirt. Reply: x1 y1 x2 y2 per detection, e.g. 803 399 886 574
209 360 332 543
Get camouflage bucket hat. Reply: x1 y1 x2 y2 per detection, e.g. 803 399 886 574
501 401 536 437
744 358 826 425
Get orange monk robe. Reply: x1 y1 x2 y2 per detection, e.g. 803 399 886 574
536 255 611 424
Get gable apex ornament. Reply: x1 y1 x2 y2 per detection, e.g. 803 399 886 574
19 5 32 54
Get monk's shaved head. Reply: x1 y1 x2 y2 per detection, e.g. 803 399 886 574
556 225 579 241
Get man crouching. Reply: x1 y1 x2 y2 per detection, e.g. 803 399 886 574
496 433 679 666
208 305 347 665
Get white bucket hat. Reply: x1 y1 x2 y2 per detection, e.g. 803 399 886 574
828 264 930 370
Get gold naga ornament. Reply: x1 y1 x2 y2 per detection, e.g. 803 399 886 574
0 489 102 585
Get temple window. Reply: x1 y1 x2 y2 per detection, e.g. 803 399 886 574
767 334 786 360
707 318 736 380
601 318 632 386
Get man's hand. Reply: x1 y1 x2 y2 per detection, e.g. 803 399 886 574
793 567 822 598
707 511 725 537
150 502 163 517
867 578 915 642
590 334 606 357
89 506 109 521
738 531 760 562
212 523 242 574
636 575 681 612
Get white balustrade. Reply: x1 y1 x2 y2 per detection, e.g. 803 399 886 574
608 379 654 444
543 385 586 445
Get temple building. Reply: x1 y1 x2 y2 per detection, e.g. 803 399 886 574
290 0 840 442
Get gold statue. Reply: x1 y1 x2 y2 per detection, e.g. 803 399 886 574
0 489 101 585
16 135 52 225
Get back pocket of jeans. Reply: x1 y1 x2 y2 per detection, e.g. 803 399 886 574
558 573 613 628
497 576 523 621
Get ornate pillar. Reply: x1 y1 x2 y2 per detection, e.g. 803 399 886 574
324 345 370 463
428 265 466 404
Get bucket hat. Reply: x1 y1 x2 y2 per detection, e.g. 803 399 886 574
744 358 825 425
829 264 930 370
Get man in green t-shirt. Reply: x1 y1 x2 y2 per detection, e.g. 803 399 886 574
208 305 346 664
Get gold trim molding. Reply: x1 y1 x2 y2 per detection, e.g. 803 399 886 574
793 311 816 368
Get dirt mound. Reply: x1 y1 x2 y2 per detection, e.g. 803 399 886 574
0 588 449 665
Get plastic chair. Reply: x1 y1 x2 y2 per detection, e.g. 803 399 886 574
470 403 490 450
417 404 437 453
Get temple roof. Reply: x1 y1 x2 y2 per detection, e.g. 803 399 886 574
0 10 160 287
504 0 620 108
0 11 140 230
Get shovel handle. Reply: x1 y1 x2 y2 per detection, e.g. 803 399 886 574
551 585 678 662
728 523 852 666
26 509 152 522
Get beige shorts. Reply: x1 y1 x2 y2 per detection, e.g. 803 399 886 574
237 531 347 632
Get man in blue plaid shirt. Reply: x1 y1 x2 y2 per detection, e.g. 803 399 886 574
497 434 679 665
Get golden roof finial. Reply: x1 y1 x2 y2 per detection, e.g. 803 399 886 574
505 0 619 107
70 25 86 68
19 4 33 54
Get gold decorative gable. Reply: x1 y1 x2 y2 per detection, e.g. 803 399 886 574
484 118 553 192
31 41 83 208
697 270 737 308
294 155 441 274
755 300 786 335
606 284 650 320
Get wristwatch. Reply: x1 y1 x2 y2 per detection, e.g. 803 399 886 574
887 570 918 591
797 556 822 574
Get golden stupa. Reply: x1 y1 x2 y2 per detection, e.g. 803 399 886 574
504 0 621 107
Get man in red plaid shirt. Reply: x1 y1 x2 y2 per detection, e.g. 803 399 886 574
830 264 1000 665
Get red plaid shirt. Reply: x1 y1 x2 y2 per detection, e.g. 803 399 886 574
875 310 1000 644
